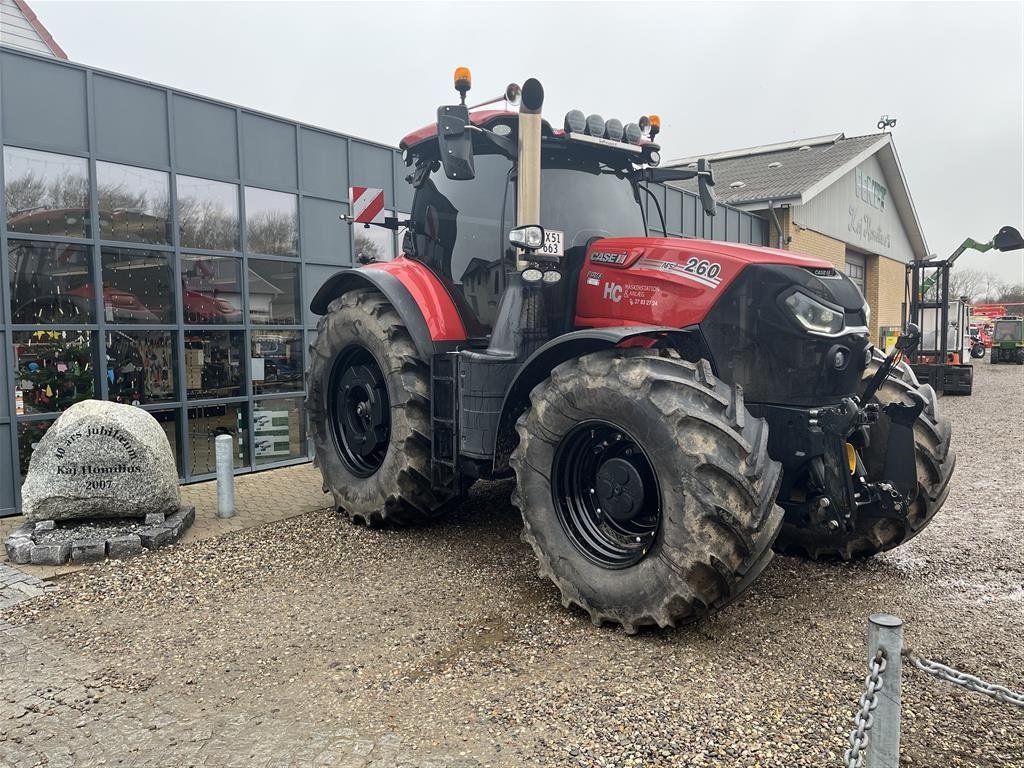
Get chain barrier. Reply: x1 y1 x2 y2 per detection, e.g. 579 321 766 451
903 649 1024 709
843 649 887 768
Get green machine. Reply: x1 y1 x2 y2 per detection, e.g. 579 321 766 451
990 316 1024 364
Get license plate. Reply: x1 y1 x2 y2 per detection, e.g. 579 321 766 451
541 229 564 257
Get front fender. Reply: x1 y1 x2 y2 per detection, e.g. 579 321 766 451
309 258 468 360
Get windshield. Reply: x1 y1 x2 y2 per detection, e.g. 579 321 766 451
540 150 646 247
993 320 1023 342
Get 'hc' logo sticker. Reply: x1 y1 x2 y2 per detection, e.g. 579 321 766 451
603 282 623 303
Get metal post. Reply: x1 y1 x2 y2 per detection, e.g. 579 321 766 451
867 614 903 768
215 434 235 518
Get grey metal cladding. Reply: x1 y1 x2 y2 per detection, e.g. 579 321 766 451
94 75 169 167
300 196 352 267
350 142 394 205
172 94 239 179
1 51 87 152
0 334 7 419
242 112 297 190
0 425 12 514
300 128 348 201
303 263 347 327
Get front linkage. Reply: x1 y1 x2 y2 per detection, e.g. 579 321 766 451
761 327 925 537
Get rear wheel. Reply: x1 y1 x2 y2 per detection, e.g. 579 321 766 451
774 351 955 559
306 287 452 525
511 350 783 632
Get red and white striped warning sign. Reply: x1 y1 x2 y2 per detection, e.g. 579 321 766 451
350 186 385 224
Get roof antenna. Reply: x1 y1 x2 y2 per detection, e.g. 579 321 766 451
877 114 897 131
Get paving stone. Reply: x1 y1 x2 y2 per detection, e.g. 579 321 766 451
5 537 33 565
34 520 56 532
29 540 70 566
70 539 107 564
106 534 143 559
144 512 166 526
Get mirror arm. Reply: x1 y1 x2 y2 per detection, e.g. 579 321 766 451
466 124 517 159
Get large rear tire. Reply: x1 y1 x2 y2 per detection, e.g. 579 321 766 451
511 350 784 632
774 351 955 559
306 288 451 526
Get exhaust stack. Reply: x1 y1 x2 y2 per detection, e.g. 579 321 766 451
515 79 544 272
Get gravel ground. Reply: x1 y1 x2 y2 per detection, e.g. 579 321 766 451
6 361 1023 767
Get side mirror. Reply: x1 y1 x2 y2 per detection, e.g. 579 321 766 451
437 104 474 180
697 158 717 218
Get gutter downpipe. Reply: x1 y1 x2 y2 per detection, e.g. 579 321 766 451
767 199 786 250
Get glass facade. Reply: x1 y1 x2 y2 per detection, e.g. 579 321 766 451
0 46 767 516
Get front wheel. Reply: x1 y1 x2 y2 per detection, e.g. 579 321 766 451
511 350 783 633
306 287 453 526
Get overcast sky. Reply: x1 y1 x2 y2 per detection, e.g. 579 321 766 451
34 0 1024 283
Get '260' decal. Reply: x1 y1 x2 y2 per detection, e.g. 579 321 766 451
636 257 724 288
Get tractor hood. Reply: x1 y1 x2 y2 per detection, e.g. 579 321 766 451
575 236 873 406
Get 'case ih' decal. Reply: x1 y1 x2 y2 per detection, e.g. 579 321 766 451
591 251 628 265
637 257 723 289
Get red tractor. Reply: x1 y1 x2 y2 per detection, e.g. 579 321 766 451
306 72 954 632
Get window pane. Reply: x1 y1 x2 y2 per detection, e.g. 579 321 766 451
187 403 249 474
251 330 303 394
182 255 243 324
245 187 298 256
8 240 95 324
4 146 90 237
354 209 395 263
176 175 239 251
106 330 177 405
248 259 299 324
184 330 245 399
13 330 96 414
254 397 307 465
97 161 171 244
151 409 183 477
18 419 56 477
101 247 175 323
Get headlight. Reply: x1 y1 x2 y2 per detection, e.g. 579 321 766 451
784 290 844 335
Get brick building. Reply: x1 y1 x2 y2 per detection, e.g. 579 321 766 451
668 133 928 342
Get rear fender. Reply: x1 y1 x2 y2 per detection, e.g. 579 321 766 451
309 258 468 360
492 326 711 471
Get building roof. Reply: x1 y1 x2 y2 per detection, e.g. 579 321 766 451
666 132 929 259
1 0 67 59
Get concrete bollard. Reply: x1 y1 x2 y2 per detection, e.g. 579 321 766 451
215 433 235 519
867 614 903 768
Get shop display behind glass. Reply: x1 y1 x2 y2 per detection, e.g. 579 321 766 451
251 330 303 394
254 397 307 465
184 330 245 400
181 255 243 324
101 247 175 323
187 403 249 475
13 330 96 415
8 240 95 324
105 330 177 405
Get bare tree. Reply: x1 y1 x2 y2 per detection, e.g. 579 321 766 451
949 267 988 302
980 272 1009 303
247 210 298 256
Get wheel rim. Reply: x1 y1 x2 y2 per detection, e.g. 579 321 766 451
328 344 390 478
552 420 661 569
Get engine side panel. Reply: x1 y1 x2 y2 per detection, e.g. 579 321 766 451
574 236 836 328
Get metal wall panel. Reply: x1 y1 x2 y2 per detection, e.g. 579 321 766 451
300 196 351 266
350 142 394 205
303 263 345 328
1 51 87 152
0 424 12 516
93 74 169 167
172 94 239 179
300 128 347 201
242 112 297 190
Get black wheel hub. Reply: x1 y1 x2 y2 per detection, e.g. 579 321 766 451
552 421 661 569
328 345 390 477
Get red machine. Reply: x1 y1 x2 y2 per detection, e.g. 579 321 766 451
306 70 953 631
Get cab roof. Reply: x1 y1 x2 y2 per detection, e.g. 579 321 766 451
399 110 554 151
